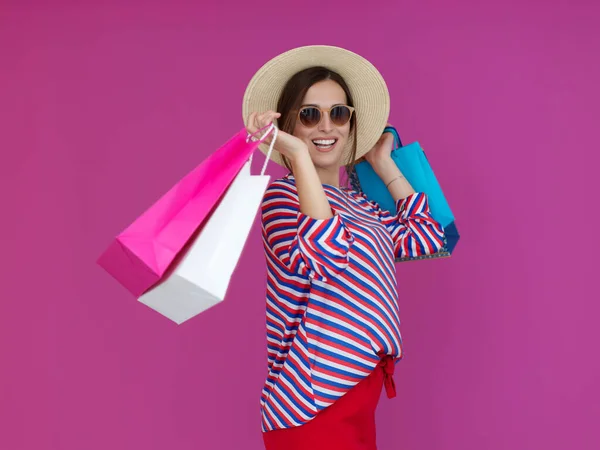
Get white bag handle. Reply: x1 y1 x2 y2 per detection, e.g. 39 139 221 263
247 123 279 176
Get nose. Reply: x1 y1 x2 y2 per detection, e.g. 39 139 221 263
318 111 334 133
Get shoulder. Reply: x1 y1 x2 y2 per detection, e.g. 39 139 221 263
265 174 297 196
269 173 295 188
262 174 299 210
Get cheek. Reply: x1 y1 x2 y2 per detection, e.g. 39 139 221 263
338 125 351 143
292 124 311 142
298 131 312 143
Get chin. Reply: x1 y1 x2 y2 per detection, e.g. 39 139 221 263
311 151 343 168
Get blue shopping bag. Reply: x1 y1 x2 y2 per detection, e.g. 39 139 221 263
349 127 460 261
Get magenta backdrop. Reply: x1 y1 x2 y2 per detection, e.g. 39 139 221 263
1 1 598 449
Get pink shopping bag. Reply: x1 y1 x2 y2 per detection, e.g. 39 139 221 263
97 124 276 297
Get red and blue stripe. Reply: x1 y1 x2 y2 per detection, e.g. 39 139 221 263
259 175 445 431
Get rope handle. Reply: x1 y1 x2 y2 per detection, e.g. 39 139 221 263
246 122 279 176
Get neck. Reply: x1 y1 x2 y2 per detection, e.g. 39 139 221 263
315 166 341 188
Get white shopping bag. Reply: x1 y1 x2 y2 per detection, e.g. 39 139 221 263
138 127 278 324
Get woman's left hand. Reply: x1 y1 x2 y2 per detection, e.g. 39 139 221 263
364 123 395 172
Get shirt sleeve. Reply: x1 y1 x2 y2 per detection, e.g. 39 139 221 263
261 179 355 282
367 192 445 259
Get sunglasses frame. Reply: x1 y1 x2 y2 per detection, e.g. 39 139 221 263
296 104 356 128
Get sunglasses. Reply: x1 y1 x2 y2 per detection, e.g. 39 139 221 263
296 104 355 128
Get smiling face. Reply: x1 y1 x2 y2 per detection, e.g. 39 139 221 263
292 79 351 171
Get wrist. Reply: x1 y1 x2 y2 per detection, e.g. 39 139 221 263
373 156 398 179
385 174 405 189
289 147 312 168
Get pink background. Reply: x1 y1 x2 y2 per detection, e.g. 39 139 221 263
1 1 598 449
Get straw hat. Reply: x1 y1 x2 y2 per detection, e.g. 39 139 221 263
242 45 390 167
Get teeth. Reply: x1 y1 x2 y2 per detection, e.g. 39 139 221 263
313 139 336 145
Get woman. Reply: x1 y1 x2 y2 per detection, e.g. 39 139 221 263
243 45 445 450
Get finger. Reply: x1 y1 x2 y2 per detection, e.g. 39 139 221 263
251 111 279 145
254 112 274 144
256 112 275 136
261 111 277 123
247 112 265 142
246 113 255 135
255 113 265 132
252 112 260 130
257 112 269 129
261 111 276 125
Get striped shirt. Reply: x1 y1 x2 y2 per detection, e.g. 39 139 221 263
259 174 445 432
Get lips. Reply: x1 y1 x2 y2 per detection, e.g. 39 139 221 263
312 138 338 152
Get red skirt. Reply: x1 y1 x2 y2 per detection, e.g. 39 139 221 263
263 356 397 450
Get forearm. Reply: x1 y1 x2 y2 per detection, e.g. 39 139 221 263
374 157 415 202
290 151 333 220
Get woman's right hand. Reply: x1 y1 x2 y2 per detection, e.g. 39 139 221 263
249 112 333 220
246 111 309 163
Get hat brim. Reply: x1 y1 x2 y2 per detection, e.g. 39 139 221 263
242 45 390 168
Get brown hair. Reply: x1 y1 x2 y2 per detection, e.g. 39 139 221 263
276 66 358 188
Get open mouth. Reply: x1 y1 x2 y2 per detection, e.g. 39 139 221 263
312 139 338 152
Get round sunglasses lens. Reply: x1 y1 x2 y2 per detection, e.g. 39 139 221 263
331 106 351 125
299 107 321 127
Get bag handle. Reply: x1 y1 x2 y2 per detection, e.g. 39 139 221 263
260 125 278 176
246 122 274 144
246 122 279 176
383 126 403 149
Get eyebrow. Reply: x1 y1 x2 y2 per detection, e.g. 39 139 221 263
300 103 346 108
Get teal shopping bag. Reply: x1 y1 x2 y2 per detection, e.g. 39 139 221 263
349 127 460 261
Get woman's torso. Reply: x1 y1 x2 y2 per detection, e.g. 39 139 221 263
260 175 403 432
